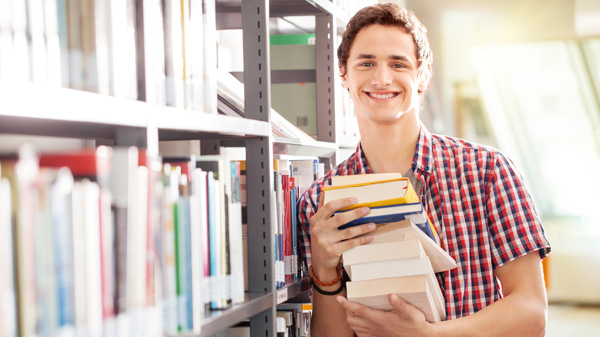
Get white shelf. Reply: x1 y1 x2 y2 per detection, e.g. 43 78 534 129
273 136 337 158
0 80 271 141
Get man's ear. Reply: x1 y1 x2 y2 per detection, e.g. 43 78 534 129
340 66 349 89
418 64 432 93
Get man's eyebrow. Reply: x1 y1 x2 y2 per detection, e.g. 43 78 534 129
355 53 376 59
354 54 412 62
389 54 410 62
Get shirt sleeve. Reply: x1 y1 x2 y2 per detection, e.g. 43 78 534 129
486 152 551 268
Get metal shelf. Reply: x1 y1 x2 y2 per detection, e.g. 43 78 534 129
276 278 311 304
198 293 274 337
216 0 348 29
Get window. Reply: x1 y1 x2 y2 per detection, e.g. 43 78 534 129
472 39 600 223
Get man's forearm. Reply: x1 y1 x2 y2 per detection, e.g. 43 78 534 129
432 289 547 337
311 282 354 337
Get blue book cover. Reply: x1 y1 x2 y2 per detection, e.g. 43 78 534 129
181 197 193 330
51 176 75 328
337 202 423 230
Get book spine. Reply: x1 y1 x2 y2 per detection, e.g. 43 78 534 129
0 178 17 337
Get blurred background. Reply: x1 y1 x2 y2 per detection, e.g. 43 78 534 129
408 0 600 335
219 0 600 335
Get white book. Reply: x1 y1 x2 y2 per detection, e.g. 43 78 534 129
12 0 30 81
93 0 111 94
36 169 60 336
342 239 425 272
364 220 456 273
181 0 193 109
14 148 40 337
82 179 104 337
189 170 203 332
331 172 403 187
202 0 217 114
189 0 204 112
56 0 70 87
346 275 441 323
71 182 87 334
107 0 137 99
43 0 62 87
67 0 83 89
162 0 185 108
0 178 17 337
196 170 211 310
0 0 14 80
26 0 48 83
144 0 166 105
348 256 446 320
227 163 244 304
132 165 148 309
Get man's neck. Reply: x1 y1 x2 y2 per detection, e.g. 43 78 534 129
358 113 421 174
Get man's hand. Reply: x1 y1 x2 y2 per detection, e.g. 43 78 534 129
309 195 376 280
336 294 434 337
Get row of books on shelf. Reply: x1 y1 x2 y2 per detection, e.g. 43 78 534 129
0 0 217 113
272 158 322 289
0 145 320 337
323 173 457 322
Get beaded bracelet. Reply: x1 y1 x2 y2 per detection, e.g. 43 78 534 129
311 279 345 296
308 264 342 287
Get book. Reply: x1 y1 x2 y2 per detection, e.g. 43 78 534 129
342 239 425 269
159 163 178 334
336 202 423 230
0 177 17 337
323 177 419 210
348 256 446 320
346 275 441 323
46 168 78 336
330 172 402 186
362 220 456 273
162 0 185 109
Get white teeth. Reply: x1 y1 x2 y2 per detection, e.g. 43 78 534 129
369 92 396 99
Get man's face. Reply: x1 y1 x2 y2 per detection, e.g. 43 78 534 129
341 24 426 125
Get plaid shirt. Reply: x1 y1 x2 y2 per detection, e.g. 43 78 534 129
297 123 551 319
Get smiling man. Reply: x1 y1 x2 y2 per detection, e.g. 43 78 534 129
297 3 551 337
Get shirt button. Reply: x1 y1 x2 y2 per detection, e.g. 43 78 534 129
424 165 430 171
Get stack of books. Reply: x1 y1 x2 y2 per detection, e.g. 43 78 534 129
323 173 457 322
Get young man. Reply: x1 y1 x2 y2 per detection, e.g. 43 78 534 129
297 3 551 337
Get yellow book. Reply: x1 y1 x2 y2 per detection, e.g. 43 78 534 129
323 177 419 211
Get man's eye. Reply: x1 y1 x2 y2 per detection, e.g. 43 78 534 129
359 62 374 67
392 63 406 68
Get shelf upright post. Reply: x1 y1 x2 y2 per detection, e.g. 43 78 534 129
316 13 338 168
242 0 276 336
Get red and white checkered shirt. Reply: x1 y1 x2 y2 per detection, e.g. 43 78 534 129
297 123 551 319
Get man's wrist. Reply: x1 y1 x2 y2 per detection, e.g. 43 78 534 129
313 266 339 283
309 264 343 290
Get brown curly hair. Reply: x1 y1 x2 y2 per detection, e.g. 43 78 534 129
337 3 433 92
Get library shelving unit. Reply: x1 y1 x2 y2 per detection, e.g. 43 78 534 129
215 1 350 336
0 0 354 336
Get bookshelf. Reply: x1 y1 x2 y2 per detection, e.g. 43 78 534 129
0 0 356 336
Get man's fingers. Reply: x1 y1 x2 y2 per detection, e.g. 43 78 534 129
310 197 360 228
334 224 376 249
389 293 426 320
337 296 371 318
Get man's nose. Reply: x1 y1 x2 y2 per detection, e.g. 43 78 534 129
371 65 392 87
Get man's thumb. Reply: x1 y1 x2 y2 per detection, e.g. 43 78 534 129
389 293 407 312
